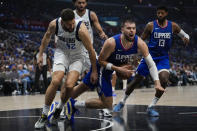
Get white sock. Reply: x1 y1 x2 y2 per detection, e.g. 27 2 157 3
74 101 86 108
42 104 50 115
121 94 129 104
122 80 127 90
112 86 115 92
103 108 112 113
57 100 64 109
148 97 159 108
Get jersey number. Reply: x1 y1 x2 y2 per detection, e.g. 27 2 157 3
159 39 165 47
66 43 76 49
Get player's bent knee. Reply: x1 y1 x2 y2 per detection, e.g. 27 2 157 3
51 78 62 87
65 83 75 89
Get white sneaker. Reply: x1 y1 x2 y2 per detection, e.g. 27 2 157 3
99 109 112 117
12 90 17 95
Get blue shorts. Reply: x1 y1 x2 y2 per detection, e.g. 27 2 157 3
137 57 170 77
83 62 113 97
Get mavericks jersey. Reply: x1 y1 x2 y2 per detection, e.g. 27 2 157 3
74 9 93 43
148 20 173 58
55 18 84 56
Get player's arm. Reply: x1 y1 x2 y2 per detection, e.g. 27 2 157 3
38 20 56 67
141 22 153 40
98 38 132 78
98 38 115 69
172 22 190 45
137 37 164 92
78 22 97 83
90 11 108 40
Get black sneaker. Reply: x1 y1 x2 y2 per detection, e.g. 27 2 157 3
34 114 47 129
48 107 62 124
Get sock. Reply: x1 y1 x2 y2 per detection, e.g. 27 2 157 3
121 94 129 104
103 108 112 113
148 97 159 108
57 100 64 109
42 104 50 115
122 80 127 90
74 101 86 108
112 86 115 92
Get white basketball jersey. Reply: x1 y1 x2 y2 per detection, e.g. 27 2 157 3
74 9 93 43
55 18 84 56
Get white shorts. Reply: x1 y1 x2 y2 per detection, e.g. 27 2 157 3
52 49 84 73
82 54 91 72
82 50 98 72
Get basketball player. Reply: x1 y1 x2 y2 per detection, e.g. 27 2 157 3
114 6 190 116
34 8 97 129
73 0 108 72
62 18 164 122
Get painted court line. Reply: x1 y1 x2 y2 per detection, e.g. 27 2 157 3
0 116 114 131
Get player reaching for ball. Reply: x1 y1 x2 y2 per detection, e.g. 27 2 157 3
59 17 164 122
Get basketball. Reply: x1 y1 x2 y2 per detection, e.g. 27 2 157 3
116 64 133 79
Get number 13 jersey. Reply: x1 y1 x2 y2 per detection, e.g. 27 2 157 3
148 20 173 59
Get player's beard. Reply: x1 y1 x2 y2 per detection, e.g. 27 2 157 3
125 34 133 42
77 6 86 12
157 16 167 24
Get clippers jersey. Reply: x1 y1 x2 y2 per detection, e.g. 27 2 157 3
55 18 84 56
148 20 173 59
74 9 93 43
107 34 138 66
83 34 139 97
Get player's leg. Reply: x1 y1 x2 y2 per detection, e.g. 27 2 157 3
68 64 100 108
147 58 169 117
122 79 127 90
65 68 113 119
35 68 65 128
156 70 169 97
113 61 147 112
50 60 83 122
111 71 117 104
35 50 66 129
113 74 144 112
84 94 113 109
60 82 89 118
147 70 169 116
70 82 90 99
111 72 117 91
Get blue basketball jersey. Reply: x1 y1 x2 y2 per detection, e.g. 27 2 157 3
107 34 138 66
83 33 139 97
148 20 173 58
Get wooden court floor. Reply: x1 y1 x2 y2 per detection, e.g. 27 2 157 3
0 85 197 111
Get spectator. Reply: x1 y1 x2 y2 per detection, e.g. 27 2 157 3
17 64 31 95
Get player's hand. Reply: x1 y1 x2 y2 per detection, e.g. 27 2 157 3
100 32 108 40
116 66 134 79
182 37 189 46
90 70 98 84
154 80 165 92
37 54 43 70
